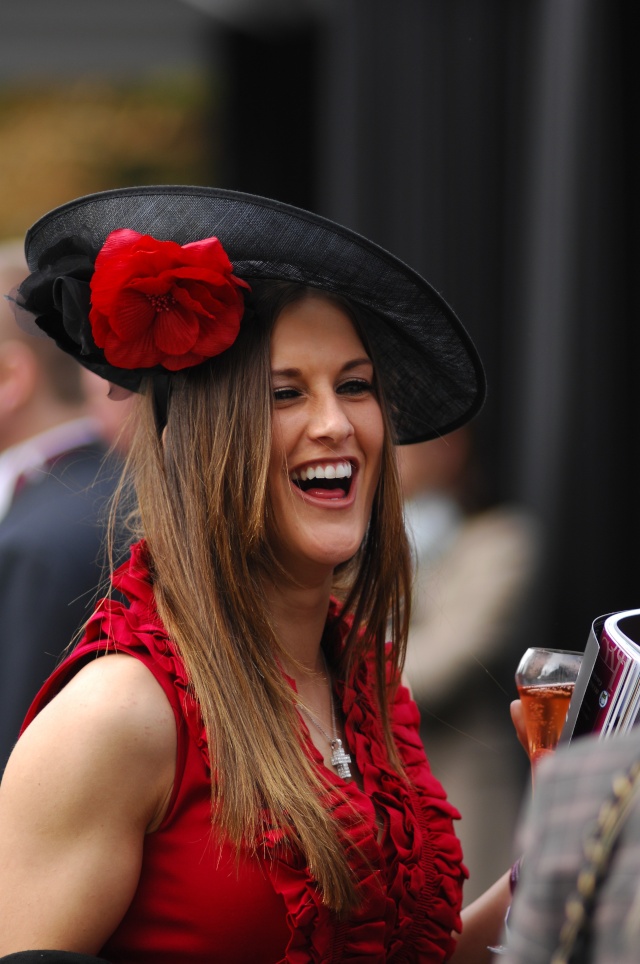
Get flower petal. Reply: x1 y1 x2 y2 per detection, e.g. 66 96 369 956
153 304 200 354
183 236 233 270
88 307 111 348
161 349 205 371
193 306 241 355
109 289 156 340
103 327 163 369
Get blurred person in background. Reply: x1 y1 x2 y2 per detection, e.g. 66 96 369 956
81 367 135 455
503 721 640 964
0 241 121 772
400 428 538 901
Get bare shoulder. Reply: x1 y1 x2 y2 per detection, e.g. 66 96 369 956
3 653 177 832
41 651 176 747
0 654 178 954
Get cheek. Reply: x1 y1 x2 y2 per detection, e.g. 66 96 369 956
270 420 282 466
270 410 296 461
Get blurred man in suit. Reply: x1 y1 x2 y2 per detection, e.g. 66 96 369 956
0 242 120 771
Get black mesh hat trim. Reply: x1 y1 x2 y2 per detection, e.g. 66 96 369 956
20 185 486 443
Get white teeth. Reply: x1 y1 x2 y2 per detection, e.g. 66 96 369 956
290 461 353 482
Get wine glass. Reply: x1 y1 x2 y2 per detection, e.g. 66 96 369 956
515 647 583 769
487 649 583 957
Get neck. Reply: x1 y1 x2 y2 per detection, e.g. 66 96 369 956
1 403 89 453
263 569 354 782
263 570 333 675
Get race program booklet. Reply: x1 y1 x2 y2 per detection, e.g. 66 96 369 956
561 609 640 743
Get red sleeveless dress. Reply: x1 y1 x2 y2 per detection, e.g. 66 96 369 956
22 542 466 963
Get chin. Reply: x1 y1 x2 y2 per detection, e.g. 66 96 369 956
276 535 363 580
306 539 363 571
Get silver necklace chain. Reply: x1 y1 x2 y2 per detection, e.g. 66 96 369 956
297 656 352 781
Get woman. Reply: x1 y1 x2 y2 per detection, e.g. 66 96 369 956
0 187 512 963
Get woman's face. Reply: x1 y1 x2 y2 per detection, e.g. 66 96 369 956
268 294 384 582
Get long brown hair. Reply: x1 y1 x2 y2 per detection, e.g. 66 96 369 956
114 281 412 913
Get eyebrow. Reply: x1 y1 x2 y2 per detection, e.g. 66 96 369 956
271 357 373 378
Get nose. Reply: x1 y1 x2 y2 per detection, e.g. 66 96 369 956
308 389 354 445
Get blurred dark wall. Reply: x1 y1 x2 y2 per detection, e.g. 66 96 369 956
216 22 318 209
218 0 638 655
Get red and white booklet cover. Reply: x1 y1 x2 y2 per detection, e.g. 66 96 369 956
561 609 640 743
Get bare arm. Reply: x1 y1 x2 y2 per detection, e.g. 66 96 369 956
0 654 177 956
448 870 511 963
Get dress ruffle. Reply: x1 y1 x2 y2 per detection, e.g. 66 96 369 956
260 603 466 962
78 543 466 962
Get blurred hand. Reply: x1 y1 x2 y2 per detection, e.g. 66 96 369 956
510 699 528 754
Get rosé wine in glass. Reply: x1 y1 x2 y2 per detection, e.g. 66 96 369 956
515 648 583 768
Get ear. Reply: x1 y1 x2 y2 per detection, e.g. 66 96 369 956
0 339 39 417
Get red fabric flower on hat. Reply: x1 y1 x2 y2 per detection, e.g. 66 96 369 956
88 228 250 371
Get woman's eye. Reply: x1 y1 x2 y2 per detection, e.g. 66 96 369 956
337 378 374 397
273 387 301 401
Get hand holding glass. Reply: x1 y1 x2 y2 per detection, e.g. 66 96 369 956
515 648 583 767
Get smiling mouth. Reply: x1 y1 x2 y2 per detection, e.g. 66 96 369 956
290 461 354 498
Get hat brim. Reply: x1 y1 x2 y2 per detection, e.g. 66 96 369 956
23 185 485 444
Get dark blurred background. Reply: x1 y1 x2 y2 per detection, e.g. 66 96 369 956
1 0 637 893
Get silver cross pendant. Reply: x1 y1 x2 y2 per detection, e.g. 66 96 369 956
330 738 352 780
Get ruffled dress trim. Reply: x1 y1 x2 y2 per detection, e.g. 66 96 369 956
261 607 466 963
40 541 466 963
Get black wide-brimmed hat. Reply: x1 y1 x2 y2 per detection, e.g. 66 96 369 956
15 185 485 444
